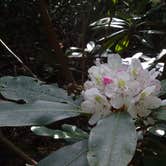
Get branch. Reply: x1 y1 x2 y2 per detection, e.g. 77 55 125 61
0 130 37 165
39 0 74 83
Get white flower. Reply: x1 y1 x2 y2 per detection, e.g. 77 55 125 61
107 54 122 70
88 65 106 90
104 70 130 109
81 53 163 123
81 88 111 124
84 81 94 90
129 59 161 93
127 86 161 118
129 59 143 78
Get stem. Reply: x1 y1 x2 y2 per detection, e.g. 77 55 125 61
0 39 38 79
0 130 37 165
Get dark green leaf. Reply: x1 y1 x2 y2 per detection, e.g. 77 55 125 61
112 0 118 5
115 35 129 52
0 101 80 127
31 124 88 140
159 79 166 96
37 140 89 166
155 109 166 121
139 30 165 35
148 123 166 137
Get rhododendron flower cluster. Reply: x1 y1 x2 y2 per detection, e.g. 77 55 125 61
81 54 162 124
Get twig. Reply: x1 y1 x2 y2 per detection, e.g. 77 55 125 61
0 129 38 165
0 39 37 79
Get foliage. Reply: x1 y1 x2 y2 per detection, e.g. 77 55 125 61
0 0 166 166
0 66 164 165
37 140 89 166
31 124 88 142
0 76 82 127
87 112 137 166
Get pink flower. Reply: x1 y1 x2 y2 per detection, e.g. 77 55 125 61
103 76 113 85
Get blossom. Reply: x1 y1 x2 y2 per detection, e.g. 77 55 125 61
127 86 161 118
102 76 113 85
81 88 111 125
81 53 162 124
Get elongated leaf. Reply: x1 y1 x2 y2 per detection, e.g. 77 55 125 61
0 100 80 127
139 30 165 35
88 112 137 166
31 125 88 140
99 29 126 43
112 0 118 5
90 17 127 30
37 140 89 166
62 124 89 138
148 123 166 137
160 79 166 96
0 76 72 103
115 35 129 52
155 109 166 121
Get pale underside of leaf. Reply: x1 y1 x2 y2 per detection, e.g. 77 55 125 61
37 140 89 166
0 76 73 104
88 112 137 166
0 101 80 127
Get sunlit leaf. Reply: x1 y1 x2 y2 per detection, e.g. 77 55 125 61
87 112 137 166
31 124 88 141
112 0 118 5
148 124 166 137
115 35 129 52
139 30 165 34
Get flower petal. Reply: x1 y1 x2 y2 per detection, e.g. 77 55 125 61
107 54 122 70
144 96 161 109
111 94 124 109
89 111 102 125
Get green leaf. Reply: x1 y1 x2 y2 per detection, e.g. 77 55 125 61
31 124 88 141
155 109 166 121
90 17 127 30
0 101 80 127
112 0 118 5
139 30 165 35
87 112 137 166
115 35 129 52
134 35 153 48
37 140 89 166
148 123 166 137
0 76 73 103
62 124 89 139
159 79 166 96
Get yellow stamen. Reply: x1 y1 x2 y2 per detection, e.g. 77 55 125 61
141 92 147 98
95 76 101 85
118 79 126 88
95 96 102 103
132 69 137 77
